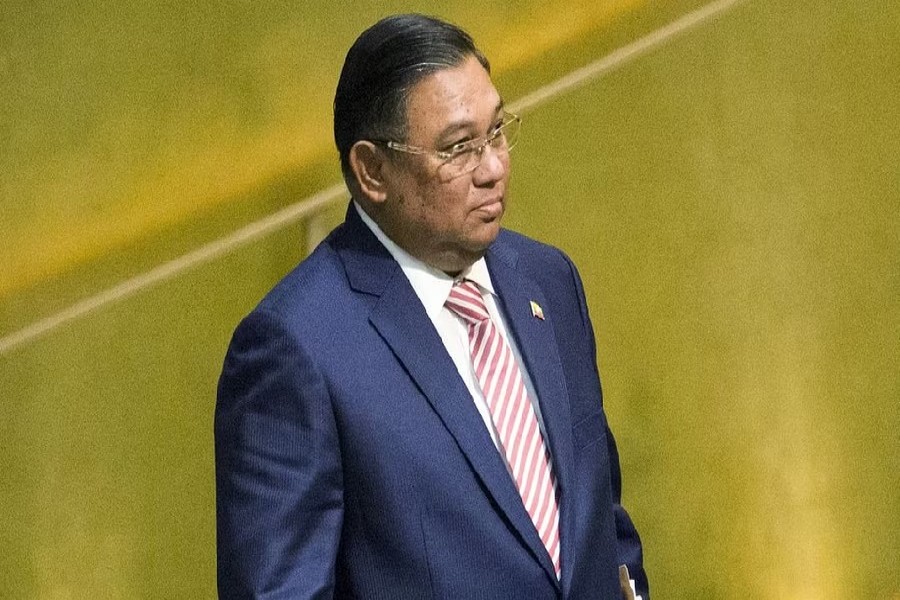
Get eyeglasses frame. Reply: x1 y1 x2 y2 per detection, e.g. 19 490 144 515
373 112 521 175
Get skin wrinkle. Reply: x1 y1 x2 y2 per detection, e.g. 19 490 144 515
349 46 565 585
361 55 509 275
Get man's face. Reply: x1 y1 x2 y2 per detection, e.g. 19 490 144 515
378 55 510 274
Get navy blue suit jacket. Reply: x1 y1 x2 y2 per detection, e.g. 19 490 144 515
215 204 648 599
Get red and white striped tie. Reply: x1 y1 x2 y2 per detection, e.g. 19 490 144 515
445 279 561 578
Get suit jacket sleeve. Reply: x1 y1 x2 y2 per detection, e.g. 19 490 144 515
215 308 343 599
562 250 650 599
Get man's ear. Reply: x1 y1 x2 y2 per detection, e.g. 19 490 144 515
349 141 389 204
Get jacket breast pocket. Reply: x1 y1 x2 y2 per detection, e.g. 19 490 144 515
571 410 607 451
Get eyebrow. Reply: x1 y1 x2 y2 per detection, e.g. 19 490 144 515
436 99 505 143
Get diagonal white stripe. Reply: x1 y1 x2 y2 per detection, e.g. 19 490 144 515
0 0 747 356
446 280 560 572
509 0 749 116
0 183 347 355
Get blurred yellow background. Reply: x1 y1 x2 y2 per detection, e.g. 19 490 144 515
1 0 897 597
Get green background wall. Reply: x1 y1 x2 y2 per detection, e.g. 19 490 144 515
2 0 897 597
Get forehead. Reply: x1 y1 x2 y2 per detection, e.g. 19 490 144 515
403 55 501 143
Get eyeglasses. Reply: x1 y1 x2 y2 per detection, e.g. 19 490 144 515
378 113 521 178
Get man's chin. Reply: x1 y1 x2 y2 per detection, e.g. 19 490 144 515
468 223 502 255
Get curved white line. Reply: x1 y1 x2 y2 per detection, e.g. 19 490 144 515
0 0 747 356
509 0 748 115
0 184 347 355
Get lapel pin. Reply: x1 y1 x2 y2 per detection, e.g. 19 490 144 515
530 301 544 320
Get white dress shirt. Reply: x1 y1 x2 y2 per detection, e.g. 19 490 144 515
354 202 550 453
356 204 643 597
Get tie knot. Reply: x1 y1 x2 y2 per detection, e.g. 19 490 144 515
445 280 490 325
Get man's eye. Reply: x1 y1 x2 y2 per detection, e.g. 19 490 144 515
446 141 474 156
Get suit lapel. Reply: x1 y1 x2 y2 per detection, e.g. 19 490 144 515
334 207 562 586
486 241 577 590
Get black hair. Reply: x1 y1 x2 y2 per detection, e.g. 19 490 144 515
333 14 490 185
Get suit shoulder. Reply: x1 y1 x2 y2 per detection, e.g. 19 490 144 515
495 228 576 274
243 236 359 336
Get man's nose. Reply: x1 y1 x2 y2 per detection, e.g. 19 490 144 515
472 143 508 184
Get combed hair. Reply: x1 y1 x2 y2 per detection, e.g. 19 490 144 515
333 14 490 184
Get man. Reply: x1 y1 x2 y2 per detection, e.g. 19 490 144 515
216 13 648 599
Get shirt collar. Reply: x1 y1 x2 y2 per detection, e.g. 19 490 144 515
353 201 497 319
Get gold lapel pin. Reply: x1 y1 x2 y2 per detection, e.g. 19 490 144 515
530 301 544 320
